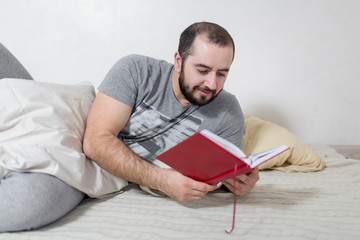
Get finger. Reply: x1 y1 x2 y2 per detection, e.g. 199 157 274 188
193 181 217 193
188 187 210 201
236 174 249 184
190 188 213 200
224 175 248 187
252 167 259 173
223 179 252 196
222 181 234 193
181 182 213 201
247 168 260 185
223 178 237 188
248 168 259 178
191 192 206 200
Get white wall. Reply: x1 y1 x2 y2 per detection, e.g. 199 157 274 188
1 0 359 145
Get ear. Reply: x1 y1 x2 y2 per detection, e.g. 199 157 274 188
174 52 182 73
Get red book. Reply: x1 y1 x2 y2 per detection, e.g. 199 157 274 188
154 129 289 185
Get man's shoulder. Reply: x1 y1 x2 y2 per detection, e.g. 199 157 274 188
121 54 151 62
214 89 238 104
119 54 171 67
199 89 241 115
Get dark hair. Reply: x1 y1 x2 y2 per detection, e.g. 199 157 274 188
178 22 235 62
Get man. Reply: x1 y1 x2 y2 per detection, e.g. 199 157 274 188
83 21 259 202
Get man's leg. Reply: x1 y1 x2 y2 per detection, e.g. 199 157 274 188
0 172 84 232
0 43 84 232
0 42 33 80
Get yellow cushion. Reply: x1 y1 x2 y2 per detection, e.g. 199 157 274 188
242 115 325 172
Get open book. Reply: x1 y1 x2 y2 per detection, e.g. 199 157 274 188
154 129 289 185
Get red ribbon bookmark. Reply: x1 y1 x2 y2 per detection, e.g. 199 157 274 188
225 161 238 234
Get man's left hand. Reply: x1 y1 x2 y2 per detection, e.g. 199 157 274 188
222 167 259 196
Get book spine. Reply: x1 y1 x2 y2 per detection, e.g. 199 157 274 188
204 164 251 185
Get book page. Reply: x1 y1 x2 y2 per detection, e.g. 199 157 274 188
200 129 250 164
249 144 289 167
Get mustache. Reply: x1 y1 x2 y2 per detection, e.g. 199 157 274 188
194 86 216 94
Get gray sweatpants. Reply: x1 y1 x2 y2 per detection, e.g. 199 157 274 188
0 172 84 232
0 42 85 232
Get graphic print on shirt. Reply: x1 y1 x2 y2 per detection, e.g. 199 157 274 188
120 101 202 162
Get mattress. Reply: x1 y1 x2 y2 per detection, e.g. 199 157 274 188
2 145 360 240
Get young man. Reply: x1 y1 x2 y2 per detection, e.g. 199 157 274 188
83 22 259 202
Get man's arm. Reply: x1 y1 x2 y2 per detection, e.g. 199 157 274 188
83 92 217 202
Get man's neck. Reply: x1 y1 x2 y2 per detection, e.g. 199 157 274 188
171 70 190 106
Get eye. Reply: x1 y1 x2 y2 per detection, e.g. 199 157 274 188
198 69 208 74
217 72 226 77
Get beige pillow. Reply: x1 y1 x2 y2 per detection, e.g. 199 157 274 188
242 115 325 172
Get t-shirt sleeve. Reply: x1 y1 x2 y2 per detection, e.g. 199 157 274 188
98 54 140 107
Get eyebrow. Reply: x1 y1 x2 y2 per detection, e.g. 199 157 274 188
195 63 230 72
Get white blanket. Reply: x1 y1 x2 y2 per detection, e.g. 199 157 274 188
0 79 127 197
2 145 359 239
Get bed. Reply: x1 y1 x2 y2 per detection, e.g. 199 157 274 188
1 43 359 239
1 144 359 240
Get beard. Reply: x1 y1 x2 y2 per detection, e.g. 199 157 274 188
178 69 221 106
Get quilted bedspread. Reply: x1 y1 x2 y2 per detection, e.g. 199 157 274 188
2 145 360 240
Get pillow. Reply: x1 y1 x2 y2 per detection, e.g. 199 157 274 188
0 78 128 197
242 115 325 172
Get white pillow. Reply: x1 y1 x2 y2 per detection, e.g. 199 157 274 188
0 78 128 197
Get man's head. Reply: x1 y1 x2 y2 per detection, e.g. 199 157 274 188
178 22 235 64
174 22 235 106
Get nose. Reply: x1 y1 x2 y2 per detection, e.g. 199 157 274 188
204 72 217 90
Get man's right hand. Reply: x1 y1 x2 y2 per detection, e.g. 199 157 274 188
156 168 217 202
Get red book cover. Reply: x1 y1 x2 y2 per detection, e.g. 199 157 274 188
155 130 289 185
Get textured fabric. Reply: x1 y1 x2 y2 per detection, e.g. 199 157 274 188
0 172 84 232
0 43 33 80
99 54 244 163
0 79 128 197
242 115 325 172
1 145 359 239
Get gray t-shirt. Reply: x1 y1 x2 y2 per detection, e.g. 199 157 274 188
99 54 244 163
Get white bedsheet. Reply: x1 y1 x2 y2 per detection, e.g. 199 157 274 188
2 145 360 240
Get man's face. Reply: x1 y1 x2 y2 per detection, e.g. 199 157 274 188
178 66 218 106
177 36 233 106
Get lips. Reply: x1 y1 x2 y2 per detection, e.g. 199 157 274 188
195 87 215 96
199 90 212 96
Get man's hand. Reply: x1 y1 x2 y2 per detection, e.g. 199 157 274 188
157 168 218 202
222 167 259 196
